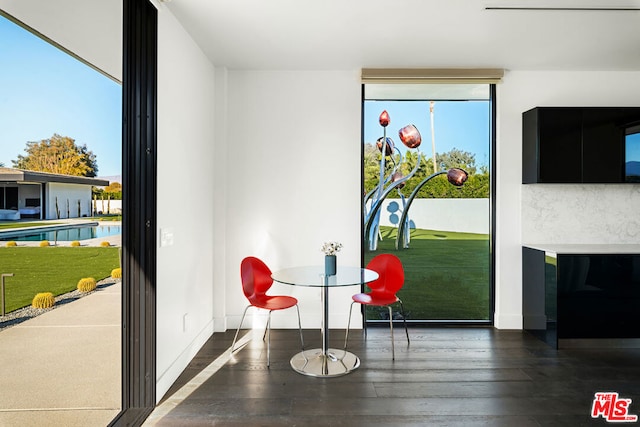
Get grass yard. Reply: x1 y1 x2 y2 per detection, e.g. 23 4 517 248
365 226 490 321
0 246 120 313
87 214 122 221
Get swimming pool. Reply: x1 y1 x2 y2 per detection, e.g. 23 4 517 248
0 224 121 242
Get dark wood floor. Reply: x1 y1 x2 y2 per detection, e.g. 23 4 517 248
147 327 640 426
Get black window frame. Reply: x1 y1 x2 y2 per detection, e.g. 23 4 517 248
360 83 496 326
108 0 157 425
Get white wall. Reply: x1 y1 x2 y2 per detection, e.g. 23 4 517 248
376 198 490 234
155 7 216 401
94 199 121 214
46 183 91 218
224 70 640 337
496 70 640 329
225 70 363 330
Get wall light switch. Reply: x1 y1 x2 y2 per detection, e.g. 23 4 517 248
160 227 174 247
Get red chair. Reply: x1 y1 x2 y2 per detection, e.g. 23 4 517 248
231 256 304 366
344 253 409 360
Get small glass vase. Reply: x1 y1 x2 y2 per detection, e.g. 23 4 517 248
325 255 337 276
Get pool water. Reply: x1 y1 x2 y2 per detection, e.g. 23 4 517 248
0 225 121 242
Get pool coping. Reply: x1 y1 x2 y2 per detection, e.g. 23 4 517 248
0 219 122 247
0 221 101 239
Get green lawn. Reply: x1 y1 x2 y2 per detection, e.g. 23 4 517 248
365 226 490 321
0 247 120 313
87 214 122 221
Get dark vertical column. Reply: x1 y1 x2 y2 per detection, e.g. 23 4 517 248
489 84 496 324
110 0 157 425
41 183 47 220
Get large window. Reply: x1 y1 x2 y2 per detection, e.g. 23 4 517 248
362 83 494 323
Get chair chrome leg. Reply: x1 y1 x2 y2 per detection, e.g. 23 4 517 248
295 304 305 351
262 314 270 342
363 305 368 339
266 310 272 367
399 299 410 345
344 301 356 350
231 304 251 353
388 306 395 360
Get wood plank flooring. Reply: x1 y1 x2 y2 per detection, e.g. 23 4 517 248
144 327 640 426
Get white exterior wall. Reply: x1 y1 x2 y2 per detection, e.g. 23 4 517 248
46 183 92 218
496 70 640 329
376 198 489 235
155 8 217 401
94 199 121 214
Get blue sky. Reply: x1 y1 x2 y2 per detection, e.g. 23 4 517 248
364 100 491 169
0 16 122 177
627 133 640 162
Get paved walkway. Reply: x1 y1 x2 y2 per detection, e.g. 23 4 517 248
0 281 121 426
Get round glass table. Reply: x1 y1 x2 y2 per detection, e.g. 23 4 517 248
271 265 378 378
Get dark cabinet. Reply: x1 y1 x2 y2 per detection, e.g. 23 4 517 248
523 246 640 348
522 107 640 183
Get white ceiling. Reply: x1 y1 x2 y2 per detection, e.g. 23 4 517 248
164 0 640 71
1 0 639 79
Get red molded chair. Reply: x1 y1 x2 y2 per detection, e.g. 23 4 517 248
231 256 304 366
344 253 409 360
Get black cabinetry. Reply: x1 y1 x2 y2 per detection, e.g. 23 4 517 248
523 107 640 183
523 246 640 348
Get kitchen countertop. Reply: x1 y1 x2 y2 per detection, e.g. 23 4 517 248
523 243 640 255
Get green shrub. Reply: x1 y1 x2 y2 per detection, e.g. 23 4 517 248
77 277 97 292
32 292 55 309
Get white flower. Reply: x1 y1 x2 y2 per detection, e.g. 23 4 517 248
321 241 343 256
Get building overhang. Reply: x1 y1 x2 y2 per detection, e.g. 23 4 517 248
0 167 109 186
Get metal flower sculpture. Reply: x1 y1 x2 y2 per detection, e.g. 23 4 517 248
364 111 423 251
398 124 422 149
364 108 469 252
394 167 468 250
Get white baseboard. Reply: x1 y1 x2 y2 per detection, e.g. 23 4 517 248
494 313 523 330
156 319 214 403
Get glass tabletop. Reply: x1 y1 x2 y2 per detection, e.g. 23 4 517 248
271 265 378 287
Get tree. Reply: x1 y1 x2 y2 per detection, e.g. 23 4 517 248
436 148 477 175
363 146 488 199
104 182 122 193
101 181 122 200
12 134 98 177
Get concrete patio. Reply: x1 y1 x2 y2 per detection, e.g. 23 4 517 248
0 279 121 426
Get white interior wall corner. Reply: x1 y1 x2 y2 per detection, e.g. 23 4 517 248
213 66 229 332
155 7 216 402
